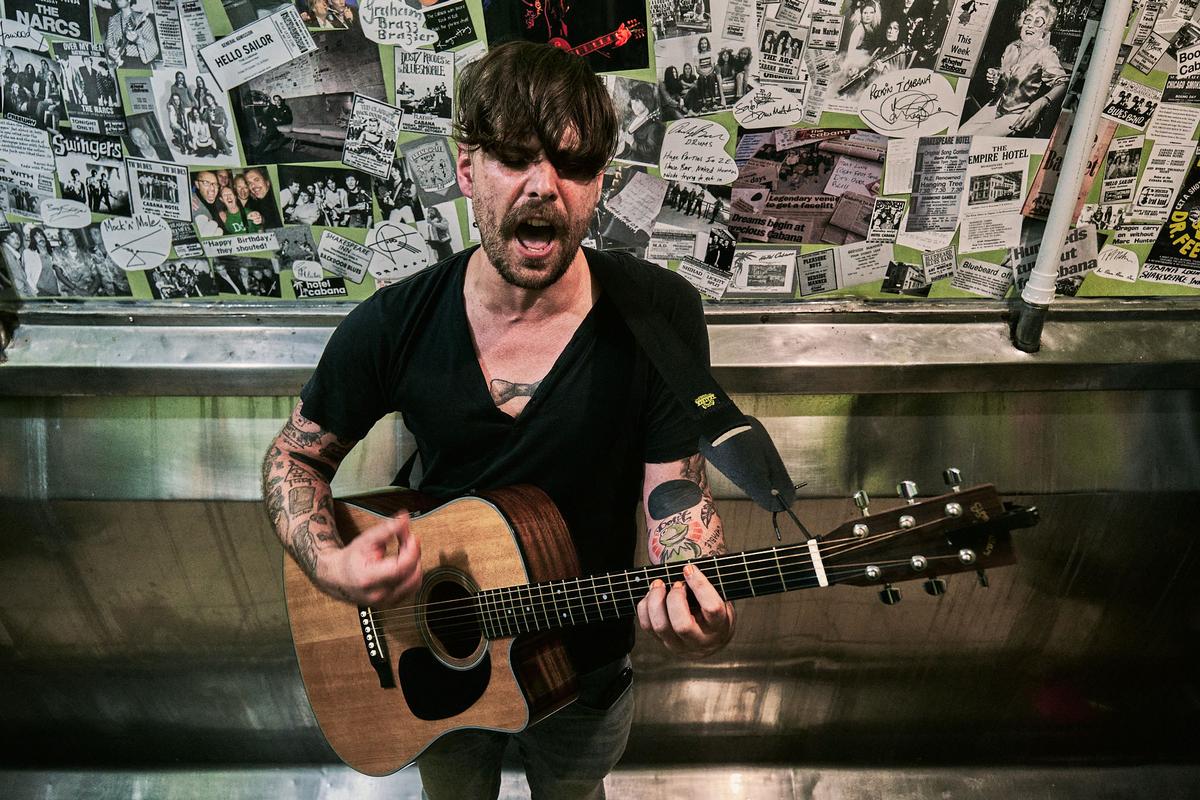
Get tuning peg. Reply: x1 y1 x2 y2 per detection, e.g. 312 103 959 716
976 569 989 588
943 468 962 492
853 490 871 517
879 584 902 605
897 480 918 504
923 578 947 596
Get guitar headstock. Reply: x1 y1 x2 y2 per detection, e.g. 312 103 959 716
816 475 1038 601
622 19 646 40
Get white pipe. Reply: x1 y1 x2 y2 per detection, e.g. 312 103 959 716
1013 0 1134 350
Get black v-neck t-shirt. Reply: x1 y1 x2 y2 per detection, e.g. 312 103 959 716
300 246 707 670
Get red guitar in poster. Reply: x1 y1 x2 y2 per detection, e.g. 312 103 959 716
548 19 646 59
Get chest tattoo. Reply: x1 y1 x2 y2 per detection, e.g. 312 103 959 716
489 377 543 406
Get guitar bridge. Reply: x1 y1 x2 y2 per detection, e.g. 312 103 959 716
358 606 396 689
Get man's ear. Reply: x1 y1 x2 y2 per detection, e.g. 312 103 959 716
455 143 475 200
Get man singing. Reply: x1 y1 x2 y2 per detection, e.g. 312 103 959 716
261 42 733 798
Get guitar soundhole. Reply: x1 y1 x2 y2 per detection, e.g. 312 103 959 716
427 579 483 659
418 568 487 669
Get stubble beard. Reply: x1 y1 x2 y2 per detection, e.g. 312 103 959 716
476 198 593 291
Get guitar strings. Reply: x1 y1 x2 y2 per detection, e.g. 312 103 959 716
361 522 962 638
364 521 948 627
369 553 968 646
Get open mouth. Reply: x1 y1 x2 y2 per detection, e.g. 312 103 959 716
514 220 558 255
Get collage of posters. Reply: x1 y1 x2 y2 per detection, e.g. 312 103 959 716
0 0 1199 303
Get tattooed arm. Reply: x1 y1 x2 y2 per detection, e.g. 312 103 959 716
635 453 735 658
261 401 422 606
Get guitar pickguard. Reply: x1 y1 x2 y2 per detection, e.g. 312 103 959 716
398 647 492 721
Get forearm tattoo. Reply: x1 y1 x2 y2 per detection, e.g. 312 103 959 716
261 404 356 582
646 453 726 564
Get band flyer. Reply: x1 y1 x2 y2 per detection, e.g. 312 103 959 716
394 50 454 136
4 0 91 43
57 41 125 135
342 94 402 179
127 157 189 220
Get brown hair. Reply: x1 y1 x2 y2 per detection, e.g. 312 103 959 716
454 41 618 178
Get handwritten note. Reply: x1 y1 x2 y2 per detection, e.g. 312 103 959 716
859 69 959 139
99 215 172 271
359 0 438 48
660 119 739 184
40 199 91 229
733 85 804 129
1093 246 1140 283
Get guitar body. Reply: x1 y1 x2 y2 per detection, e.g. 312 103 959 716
284 485 580 776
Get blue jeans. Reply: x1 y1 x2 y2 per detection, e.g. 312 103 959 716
418 656 634 800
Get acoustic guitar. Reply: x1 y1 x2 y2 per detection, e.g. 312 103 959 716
285 481 1038 775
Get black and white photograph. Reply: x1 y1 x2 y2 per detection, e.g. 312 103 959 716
650 0 712 42
397 135 462 207
394 50 453 136
212 254 282 297
57 41 124 135
342 94 400 178
128 157 189 220
374 155 425 224
656 33 754 118
0 164 54 218
94 0 162 70
190 166 284 237
588 163 650 250
151 68 239 166
53 130 130 216
483 0 650 73
600 76 666 167
967 170 1023 204
757 17 806 87
220 0 291 29
232 27 386 164
123 112 173 161
272 224 319 272
829 3 918 106
655 179 731 232
1 223 132 297
702 223 736 270
959 0 1091 138
294 0 357 29
4 0 93 44
147 258 219 298
277 165 373 228
0 46 67 130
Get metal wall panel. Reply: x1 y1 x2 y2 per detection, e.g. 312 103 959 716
1 305 1197 770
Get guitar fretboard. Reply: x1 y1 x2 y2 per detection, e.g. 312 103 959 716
473 542 830 639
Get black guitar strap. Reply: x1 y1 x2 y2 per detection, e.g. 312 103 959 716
588 251 796 512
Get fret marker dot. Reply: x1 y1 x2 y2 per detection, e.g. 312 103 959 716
602 594 608 600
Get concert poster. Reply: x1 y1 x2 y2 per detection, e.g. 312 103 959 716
4 0 91 43
482 0 650 73
1145 152 1200 274
57 41 125 136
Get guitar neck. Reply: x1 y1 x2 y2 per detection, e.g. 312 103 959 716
475 542 830 638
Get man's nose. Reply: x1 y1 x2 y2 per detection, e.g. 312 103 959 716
525 159 559 199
